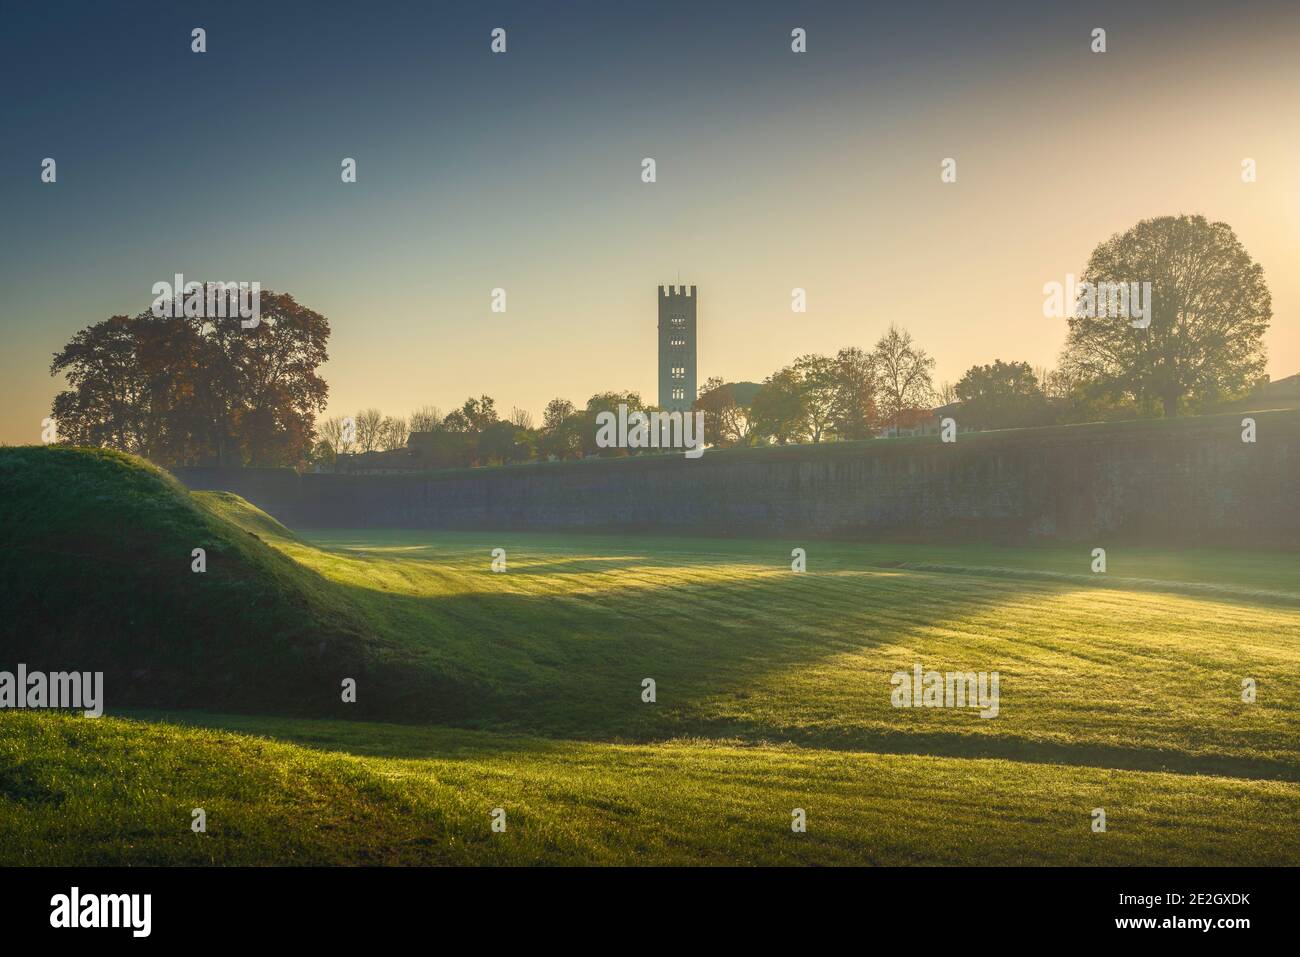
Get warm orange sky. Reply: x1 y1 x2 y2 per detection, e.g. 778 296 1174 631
3 1 1297 443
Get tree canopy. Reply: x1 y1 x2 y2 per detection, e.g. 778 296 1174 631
50 292 330 467
1059 214 1270 416
953 360 1053 430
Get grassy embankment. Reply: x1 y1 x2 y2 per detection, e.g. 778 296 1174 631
1 446 1297 864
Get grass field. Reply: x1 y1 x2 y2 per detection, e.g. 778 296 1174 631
2 448 1298 864
4 710 1298 866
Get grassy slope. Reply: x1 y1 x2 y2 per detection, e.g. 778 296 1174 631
3 711 1297 866
0 447 418 714
3 447 1298 864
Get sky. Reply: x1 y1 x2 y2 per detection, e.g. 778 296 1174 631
2 0 1297 443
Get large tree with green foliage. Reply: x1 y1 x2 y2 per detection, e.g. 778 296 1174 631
1060 215 1270 416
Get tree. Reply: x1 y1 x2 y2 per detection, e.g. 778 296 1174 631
581 391 644 456
49 290 330 467
378 416 408 451
1035 366 1075 403
440 408 472 433
459 395 498 432
872 324 936 433
953 360 1052 430
354 408 384 452
409 405 442 433
478 420 531 464
319 415 354 455
1059 214 1270 416
311 438 336 466
829 347 878 440
539 398 580 459
419 396 500 464
508 406 534 430
694 377 756 448
790 354 838 443
222 292 330 467
1055 381 1148 424
542 398 575 431
50 313 190 460
749 368 808 444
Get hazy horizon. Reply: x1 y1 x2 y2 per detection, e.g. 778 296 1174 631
2 0 1297 444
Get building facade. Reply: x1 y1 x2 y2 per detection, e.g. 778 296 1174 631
657 284 697 412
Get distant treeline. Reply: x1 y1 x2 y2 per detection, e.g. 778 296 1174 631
325 214 1271 468
47 216 1271 470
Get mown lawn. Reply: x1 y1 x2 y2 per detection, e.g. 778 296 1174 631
2 711 1297 866
233 520 1300 780
3 481 1296 865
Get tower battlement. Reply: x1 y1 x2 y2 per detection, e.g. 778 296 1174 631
658 284 696 299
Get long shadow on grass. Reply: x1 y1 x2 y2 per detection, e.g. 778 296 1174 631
135 708 1300 784
301 564 1300 782
303 529 1300 605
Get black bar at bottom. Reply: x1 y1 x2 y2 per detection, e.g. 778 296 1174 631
0 866 1284 943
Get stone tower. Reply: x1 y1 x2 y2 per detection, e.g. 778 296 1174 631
658 284 697 412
